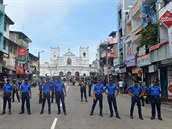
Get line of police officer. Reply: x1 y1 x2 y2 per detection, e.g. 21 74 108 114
89 78 162 120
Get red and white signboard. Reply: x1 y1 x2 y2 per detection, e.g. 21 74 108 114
15 65 24 75
17 48 27 56
159 10 172 28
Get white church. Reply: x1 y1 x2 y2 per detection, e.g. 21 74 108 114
40 46 94 77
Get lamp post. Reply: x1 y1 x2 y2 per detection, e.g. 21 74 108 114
38 51 44 78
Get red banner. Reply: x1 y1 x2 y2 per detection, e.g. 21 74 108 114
18 48 27 57
15 65 24 75
159 10 172 28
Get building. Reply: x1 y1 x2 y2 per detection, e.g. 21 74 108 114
40 47 92 77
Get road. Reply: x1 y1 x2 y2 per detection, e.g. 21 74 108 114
0 85 172 129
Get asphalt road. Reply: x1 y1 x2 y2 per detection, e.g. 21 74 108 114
0 85 172 129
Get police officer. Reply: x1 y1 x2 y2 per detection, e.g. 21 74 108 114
105 79 120 119
79 78 88 102
19 78 32 115
12 79 20 103
54 77 67 115
148 80 162 120
90 79 105 117
40 78 52 114
127 80 144 120
1 78 13 115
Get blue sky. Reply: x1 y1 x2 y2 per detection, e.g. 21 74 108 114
4 0 119 63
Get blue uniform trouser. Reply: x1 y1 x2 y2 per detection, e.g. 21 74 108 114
51 90 55 102
88 85 92 96
55 91 66 113
90 94 103 113
21 92 31 113
150 96 161 117
12 89 20 102
80 87 87 101
130 96 142 117
41 92 51 112
107 94 119 116
3 92 11 111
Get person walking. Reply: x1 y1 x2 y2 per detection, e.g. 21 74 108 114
89 79 105 117
54 77 67 115
148 80 162 120
79 78 88 102
40 78 52 114
19 78 32 115
127 80 144 120
1 78 13 115
118 79 124 94
105 79 120 119
12 79 20 103
38 77 44 104
87 78 92 97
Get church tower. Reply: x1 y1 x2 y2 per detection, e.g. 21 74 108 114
50 47 60 65
80 46 89 65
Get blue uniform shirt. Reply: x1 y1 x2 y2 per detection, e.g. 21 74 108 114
54 81 65 92
105 83 118 94
93 83 104 94
148 85 161 96
20 83 31 92
127 85 143 95
3 83 13 93
42 82 51 93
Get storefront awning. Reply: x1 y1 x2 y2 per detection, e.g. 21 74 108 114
149 40 168 52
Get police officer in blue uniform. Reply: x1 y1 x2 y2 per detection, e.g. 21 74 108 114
40 78 52 114
105 79 120 119
1 78 13 115
19 78 32 115
54 77 67 115
127 80 144 120
148 80 162 120
90 79 105 117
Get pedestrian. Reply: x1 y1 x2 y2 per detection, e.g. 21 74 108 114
38 77 44 104
19 78 32 115
127 80 144 120
139 81 146 106
54 77 67 115
105 79 120 119
12 79 20 103
79 78 88 102
40 78 52 114
118 79 124 94
148 80 162 120
1 78 13 115
50 77 56 103
89 79 105 117
87 78 92 97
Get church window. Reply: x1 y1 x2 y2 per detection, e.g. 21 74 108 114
83 52 86 57
67 58 72 65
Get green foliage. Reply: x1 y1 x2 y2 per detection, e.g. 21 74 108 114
140 23 158 46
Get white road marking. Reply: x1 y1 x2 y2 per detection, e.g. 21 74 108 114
51 118 58 129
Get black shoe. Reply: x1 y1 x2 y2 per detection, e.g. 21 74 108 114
158 117 163 120
89 113 93 116
64 112 67 115
28 112 31 115
116 116 121 119
40 111 43 114
109 114 113 117
19 112 24 114
99 113 103 117
150 117 155 120
85 100 88 102
139 116 144 120
9 111 11 115
1 112 5 115
130 116 133 119
48 111 51 114
57 111 61 114
51 101 53 103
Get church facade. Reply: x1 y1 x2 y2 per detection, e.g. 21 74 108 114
40 47 91 77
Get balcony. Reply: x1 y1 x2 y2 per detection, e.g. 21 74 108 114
131 0 142 17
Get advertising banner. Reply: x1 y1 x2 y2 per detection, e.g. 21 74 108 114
18 48 27 57
15 65 24 75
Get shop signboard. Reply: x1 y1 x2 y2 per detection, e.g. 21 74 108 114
137 54 151 67
167 69 172 99
15 65 24 75
159 10 172 28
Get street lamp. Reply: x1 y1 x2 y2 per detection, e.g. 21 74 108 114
38 51 44 78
